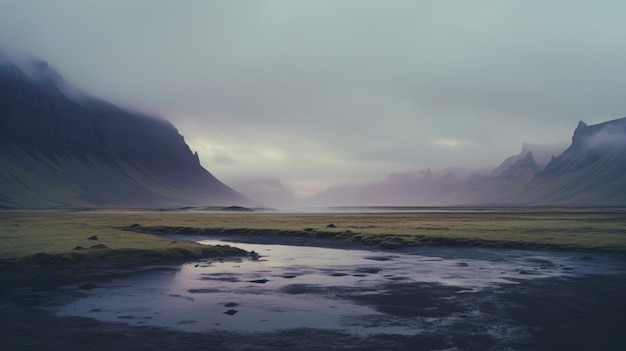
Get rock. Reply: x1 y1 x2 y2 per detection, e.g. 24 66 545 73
249 251 261 260
89 244 108 249
87 235 98 240
78 283 97 290
224 309 239 316
326 224 336 228
73 246 84 250
224 302 239 308
354 267 381 274
518 270 538 275
178 320 197 324
364 256 394 261
188 288 220 294
249 279 269 284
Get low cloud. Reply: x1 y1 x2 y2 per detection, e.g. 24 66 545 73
586 125 626 150
2 1 626 195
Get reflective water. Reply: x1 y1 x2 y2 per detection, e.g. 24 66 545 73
55 239 625 335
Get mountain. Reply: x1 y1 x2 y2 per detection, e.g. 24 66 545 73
305 169 467 207
305 118 626 206
0 53 252 209
229 177 301 209
516 119 626 205
491 142 565 176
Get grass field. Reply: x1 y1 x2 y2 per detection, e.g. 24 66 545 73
1 208 625 266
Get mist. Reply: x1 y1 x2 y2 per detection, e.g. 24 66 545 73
585 124 626 150
2 1 626 200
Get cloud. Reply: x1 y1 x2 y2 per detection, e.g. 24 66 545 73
586 124 626 150
434 139 462 148
2 1 626 195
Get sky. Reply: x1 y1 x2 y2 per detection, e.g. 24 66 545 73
1 1 626 197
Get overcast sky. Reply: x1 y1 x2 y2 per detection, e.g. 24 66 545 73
2 1 625 197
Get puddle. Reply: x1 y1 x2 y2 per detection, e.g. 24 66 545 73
55 239 626 335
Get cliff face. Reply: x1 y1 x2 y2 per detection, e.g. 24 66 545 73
0 56 251 208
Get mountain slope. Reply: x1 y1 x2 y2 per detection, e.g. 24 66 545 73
304 118 626 207
491 142 565 176
519 119 626 205
230 177 301 209
0 54 251 209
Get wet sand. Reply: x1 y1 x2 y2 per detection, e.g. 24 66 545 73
2 237 626 351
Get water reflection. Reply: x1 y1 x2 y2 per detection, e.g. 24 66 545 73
55 240 625 335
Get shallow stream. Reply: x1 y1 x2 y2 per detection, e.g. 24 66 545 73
55 238 626 337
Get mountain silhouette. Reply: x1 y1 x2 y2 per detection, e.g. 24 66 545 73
0 53 251 209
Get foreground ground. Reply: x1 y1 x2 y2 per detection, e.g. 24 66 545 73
1 208 626 350
3 271 625 350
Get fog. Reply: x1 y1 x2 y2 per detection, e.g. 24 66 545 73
585 121 626 150
1 1 625 200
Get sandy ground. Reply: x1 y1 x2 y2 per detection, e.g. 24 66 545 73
2 238 626 351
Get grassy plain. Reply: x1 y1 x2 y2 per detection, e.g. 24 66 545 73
0 211 248 269
1 208 625 266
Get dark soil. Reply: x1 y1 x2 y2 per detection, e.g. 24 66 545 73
2 240 626 351
4 273 624 351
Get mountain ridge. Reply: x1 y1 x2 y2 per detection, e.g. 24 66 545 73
305 117 626 207
0 54 252 209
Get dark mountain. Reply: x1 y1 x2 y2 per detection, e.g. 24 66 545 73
518 118 626 205
305 118 626 207
0 54 251 209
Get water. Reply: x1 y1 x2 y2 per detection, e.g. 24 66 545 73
55 239 625 335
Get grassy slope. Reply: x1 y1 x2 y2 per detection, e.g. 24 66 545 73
0 146 250 209
0 148 88 208
524 146 626 205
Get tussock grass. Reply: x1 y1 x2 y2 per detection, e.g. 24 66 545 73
2 209 623 267
119 210 626 252
0 212 248 269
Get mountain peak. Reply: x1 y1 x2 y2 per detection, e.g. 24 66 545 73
1 53 251 208
571 117 626 150
501 150 541 179
523 151 535 162
0 51 64 89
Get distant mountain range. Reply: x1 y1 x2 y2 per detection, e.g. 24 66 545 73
306 118 626 206
2 53 625 209
0 53 251 209
229 177 301 209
